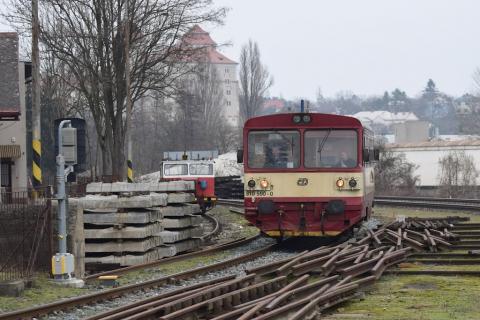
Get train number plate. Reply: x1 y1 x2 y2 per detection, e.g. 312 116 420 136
245 190 274 196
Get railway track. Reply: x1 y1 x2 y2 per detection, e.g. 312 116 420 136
375 195 480 211
0 234 272 320
5 216 477 320
75 218 479 319
1 199 479 319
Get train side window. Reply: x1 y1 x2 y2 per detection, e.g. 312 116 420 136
164 163 188 176
189 163 213 175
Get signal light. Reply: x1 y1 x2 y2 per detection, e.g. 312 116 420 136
260 179 269 189
349 178 357 188
336 178 345 188
293 115 301 123
302 115 311 123
248 179 256 188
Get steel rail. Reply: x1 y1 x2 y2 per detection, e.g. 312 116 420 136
199 212 220 241
376 195 480 204
0 239 275 320
85 234 260 281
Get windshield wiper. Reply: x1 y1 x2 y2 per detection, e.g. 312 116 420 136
317 129 332 163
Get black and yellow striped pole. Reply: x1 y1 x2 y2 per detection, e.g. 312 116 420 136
127 158 133 183
125 0 133 183
32 138 42 187
32 0 42 190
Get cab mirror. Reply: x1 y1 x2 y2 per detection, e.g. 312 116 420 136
363 149 370 162
374 149 380 161
237 149 244 164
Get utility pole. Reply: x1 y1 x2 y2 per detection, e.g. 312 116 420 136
125 0 133 183
32 0 42 189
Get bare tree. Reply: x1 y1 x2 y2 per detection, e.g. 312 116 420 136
175 62 236 152
238 40 273 122
458 68 480 135
375 146 419 196
438 151 478 198
4 0 226 179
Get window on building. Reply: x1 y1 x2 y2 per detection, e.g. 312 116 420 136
226 90 231 95
226 101 231 106
225 68 229 73
226 79 230 84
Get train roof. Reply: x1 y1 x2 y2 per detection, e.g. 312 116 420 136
244 113 363 129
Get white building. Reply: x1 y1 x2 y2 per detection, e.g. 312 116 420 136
180 25 240 127
387 139 480 187
0 32 28 191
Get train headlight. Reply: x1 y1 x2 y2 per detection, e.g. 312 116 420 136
248 179 256 188
349 178 357 188
293 115 302 123
302 115 311 123
260 179 269 189
336 178 345 188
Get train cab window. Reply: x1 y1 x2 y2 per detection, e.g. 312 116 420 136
247 130 300 169
189 163 213 176
304 130 358 168
164 163 188 176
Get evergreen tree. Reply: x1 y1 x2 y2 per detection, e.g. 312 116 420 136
423 79 438 100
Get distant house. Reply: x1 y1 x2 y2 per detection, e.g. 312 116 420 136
351 111 418 128
262 98 285 113
0 32 28 191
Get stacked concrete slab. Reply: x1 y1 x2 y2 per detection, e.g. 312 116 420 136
81 181 203 266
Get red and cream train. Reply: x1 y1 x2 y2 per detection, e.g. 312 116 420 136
160 160 217 212
239 112 377 238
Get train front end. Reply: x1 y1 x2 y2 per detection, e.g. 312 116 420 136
241 113 376 238
161 160 216 211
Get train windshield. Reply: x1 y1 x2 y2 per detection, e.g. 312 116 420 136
189 163 213 175
248 130 300 169
164 163 188 176
304 130 358 168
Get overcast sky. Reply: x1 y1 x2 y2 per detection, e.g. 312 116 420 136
2 1 479 100
209 0 480 100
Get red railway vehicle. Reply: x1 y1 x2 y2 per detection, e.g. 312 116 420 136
160 160 217 212
238 112 378 238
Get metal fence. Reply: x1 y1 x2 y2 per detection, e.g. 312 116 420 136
0 187 53 281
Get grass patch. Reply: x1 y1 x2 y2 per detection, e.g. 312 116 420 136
0 273 91 313
324 274 480 320
210 205 259 239
116 251 231 285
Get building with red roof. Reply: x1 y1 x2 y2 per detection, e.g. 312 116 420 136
179 25 240 127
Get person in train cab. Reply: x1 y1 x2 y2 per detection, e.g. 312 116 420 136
265 145 287 168
336 151 356 168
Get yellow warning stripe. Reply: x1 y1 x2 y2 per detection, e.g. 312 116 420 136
127 167 133 182
33 161 42 182
33 139 41 156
